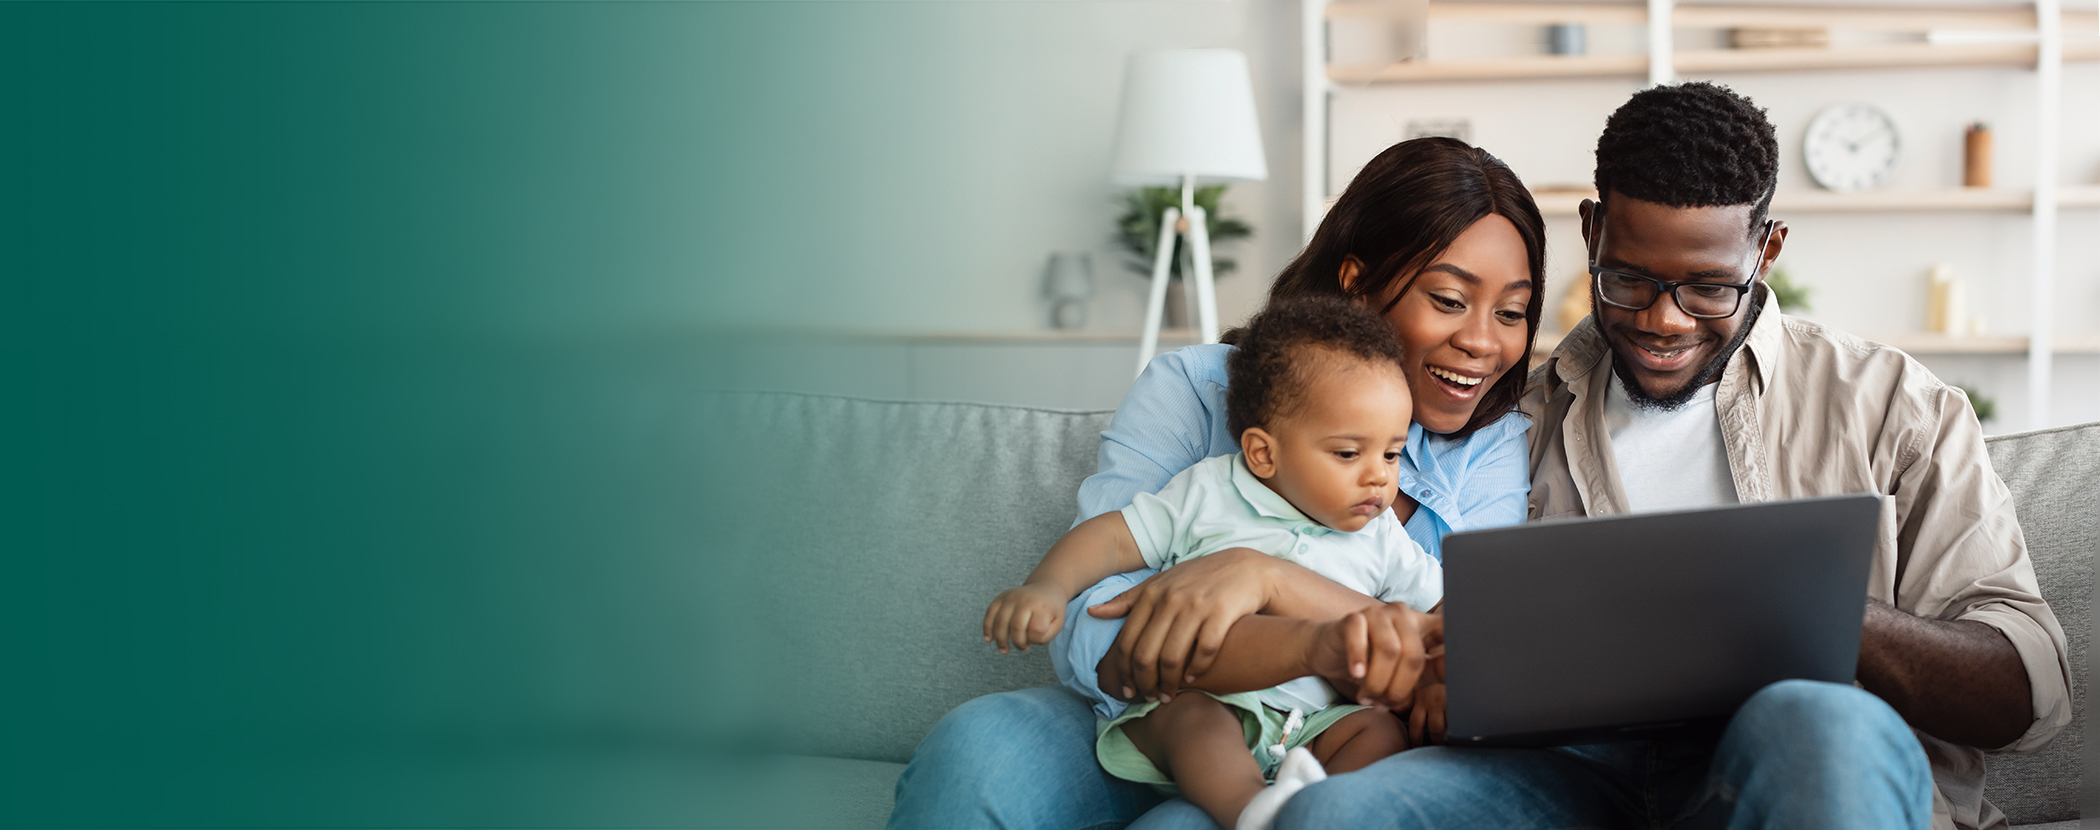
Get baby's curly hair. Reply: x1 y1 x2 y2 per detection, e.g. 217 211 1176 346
1226 297 1407 439
1594 82 1778 234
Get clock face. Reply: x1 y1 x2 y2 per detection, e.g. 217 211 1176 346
1804 103 1900 192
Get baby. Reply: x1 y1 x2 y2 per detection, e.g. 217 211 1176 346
984 296 1442 830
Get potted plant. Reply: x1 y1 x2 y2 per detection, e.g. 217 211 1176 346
1115 185 1252 327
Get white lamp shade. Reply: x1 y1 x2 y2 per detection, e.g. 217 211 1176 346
1110 49 1268 185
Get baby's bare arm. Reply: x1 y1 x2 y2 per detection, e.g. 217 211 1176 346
984 513 1148 653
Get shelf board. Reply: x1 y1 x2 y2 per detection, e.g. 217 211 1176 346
2061 185 2100 209
751 328 1209 346
1680 41 2046 73
1770 188 2033 213
1533 331 2100 358
1329 2 1647 24
1335 42 2096 83
1326 3 2099 85
1329 2 2047 30
1672 5 2040 31
873 329 1206 345
1331 53 1644 83
1527 187 2088 216
1873 333 2100 355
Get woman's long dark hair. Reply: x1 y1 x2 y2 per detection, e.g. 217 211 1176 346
1245 137 1546 439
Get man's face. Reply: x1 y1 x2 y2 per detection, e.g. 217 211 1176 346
1583 194 1784 405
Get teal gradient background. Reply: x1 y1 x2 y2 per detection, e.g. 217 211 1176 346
3 2 898 825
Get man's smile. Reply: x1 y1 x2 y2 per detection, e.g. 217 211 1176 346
1618 334 1708 375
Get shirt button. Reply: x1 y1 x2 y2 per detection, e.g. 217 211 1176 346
1420 489 1432 499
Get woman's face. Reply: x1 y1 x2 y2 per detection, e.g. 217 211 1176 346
1356 214 1534 434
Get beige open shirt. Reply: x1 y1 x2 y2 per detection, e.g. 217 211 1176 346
1521 292 2071 830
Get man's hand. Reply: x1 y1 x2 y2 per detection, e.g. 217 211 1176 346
1408 683 1448 746
983 585 1066 654
1408 651 1447 746
1088 548 1276 702
1308 602 1443 711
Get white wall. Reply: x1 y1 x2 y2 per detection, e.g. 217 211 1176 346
695 0 1305 339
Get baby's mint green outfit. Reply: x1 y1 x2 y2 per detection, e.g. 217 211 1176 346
1094 454 1444 789
1096 693 1371 788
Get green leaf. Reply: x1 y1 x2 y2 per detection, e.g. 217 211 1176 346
1766 264 1813 313
1113 185 1255 280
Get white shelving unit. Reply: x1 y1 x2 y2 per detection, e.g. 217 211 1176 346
1306 1 2095 429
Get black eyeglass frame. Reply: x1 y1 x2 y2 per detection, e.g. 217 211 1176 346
1583 198 1777 321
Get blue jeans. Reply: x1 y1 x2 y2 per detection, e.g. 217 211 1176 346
888 680 1932 830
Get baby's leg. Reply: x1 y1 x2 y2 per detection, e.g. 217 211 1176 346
1120 694 1266 830
1306 708 1409 774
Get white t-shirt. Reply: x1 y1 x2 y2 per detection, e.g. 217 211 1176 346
1602 375 1739 512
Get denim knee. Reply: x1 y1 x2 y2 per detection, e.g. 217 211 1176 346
1731 679 1917 763
1709 679 1932 829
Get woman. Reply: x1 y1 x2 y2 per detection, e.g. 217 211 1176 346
888 137 1547 830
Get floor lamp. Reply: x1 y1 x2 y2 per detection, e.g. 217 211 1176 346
1111 49 1268 377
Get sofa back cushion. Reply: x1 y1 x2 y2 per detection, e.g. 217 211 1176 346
1981 422 2098 825
697 392 1098 763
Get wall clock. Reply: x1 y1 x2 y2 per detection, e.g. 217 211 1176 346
1804 103 1900 192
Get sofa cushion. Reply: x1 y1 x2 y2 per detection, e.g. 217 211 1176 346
1981 422 2099 826
696 392 1103 764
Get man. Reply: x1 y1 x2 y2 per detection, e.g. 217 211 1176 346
1280 83 2069 830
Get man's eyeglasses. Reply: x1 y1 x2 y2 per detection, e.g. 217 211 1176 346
1585 201 1775 320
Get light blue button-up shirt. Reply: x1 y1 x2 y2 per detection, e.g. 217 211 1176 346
1053 344 1532 718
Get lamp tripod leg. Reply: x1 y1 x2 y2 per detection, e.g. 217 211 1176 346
1137 206 1182 377
1184 204 1219 344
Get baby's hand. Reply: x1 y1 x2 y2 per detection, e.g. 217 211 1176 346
1311 602 1441 710
984 585 1067 654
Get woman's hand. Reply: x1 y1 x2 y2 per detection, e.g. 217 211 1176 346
1086 548 1277 703
1308 602 1443 711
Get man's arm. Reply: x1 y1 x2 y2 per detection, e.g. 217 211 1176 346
1862 380 2069 751
1856 597 2031 748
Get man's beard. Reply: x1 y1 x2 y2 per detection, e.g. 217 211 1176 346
1608 285 1765 412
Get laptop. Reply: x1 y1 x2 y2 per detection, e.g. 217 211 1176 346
1440 494 1882 747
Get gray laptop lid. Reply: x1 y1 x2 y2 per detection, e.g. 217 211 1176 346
1441 494 1881 747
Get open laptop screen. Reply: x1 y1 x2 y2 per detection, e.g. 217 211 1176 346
1441 494 1881 747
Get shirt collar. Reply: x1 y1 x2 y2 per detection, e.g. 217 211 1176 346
1228 454 1322 529
1552 314 1612 392
1735 287 1783 391
1400 421 1428 469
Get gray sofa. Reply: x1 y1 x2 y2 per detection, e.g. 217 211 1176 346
697 391 2094 829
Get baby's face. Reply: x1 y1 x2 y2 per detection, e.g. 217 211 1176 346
1261 359 1413 532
